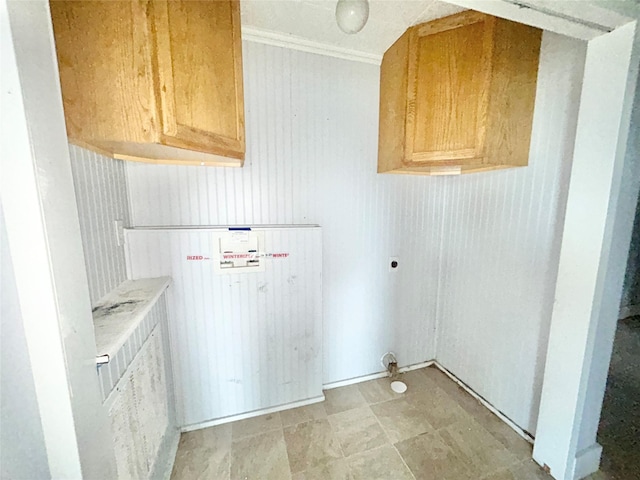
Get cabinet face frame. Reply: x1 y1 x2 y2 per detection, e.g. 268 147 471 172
50 0 246 166
378 9 541 175
151 0 245 160
404 11 496 166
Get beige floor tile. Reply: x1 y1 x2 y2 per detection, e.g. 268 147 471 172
170 366 557 480
230 430 291 480
481 459 552 480
514 459 553 479
370 398 434 443
280 402 327 427
177 423 231 451
419 365 452 385
420 367 476 404
405 383 468 430
438 414 520 477
291 459 353 480
171 447 230 480
328 406 389 456
284 419 343 473
395 431 474 480
476 412 534 462
419 368 535 460
231 412 282 440
357 377 402 404
399 369 440 395
346 444 415 480
324 385 367 415
171 424 231 480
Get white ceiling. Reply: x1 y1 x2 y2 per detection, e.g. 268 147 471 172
240 1 636 61
240 0 467 57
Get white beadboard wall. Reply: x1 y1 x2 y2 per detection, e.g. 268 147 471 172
125 227 323 426
126 40 445 385
125 34 586 433
436 32 587 434
69 145 130 305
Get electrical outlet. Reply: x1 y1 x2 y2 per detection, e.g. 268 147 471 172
114 219 124 247
389 256 399 272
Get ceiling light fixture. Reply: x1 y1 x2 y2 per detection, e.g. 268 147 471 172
335 0 369 35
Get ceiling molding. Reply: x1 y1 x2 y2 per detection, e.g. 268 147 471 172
241 27 383 65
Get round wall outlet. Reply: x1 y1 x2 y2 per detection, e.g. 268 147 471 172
389 257 399 272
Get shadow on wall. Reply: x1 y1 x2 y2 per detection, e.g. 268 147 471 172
621 193 640 319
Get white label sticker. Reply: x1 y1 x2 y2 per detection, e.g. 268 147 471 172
231 231 250 243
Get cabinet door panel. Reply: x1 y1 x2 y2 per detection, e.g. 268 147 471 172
50 0 157 145
154 0 244 158
408 20 489 162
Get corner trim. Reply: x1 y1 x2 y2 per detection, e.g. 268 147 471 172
241 27 383 65
572 443 603 479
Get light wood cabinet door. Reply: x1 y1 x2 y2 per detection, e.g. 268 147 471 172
153 0 244 159
50 0 245 166
378 11 541 175
407 12 492 164
50 0 158 147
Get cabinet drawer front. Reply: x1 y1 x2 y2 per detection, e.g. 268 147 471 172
154 0 245 159
406 15 492 162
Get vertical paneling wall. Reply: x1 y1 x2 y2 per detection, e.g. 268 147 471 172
124 35 586 434
436 33 587 434
69 145 130 304
125 227 323 426
126 41 445 384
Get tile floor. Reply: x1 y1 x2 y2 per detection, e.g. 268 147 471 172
170 366 556 480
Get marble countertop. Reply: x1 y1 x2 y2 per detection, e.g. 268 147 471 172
93 277 171 359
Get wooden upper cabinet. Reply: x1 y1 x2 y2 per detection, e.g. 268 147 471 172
378 11 542 175
50 0 245 166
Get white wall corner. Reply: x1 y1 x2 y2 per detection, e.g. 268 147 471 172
532 17 639 480
1 0 117 477
572 444 603 480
